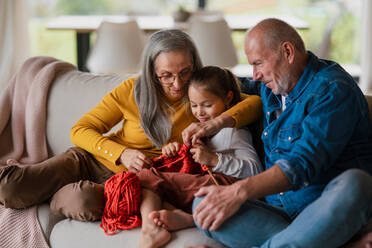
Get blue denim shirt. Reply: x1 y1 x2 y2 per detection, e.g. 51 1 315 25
241 51 372 218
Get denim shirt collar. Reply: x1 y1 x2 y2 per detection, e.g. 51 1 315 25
266 92 281 113
286 51 319 105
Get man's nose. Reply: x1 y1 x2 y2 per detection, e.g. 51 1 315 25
253 68 262 81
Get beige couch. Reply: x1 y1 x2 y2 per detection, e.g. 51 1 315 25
33 68 372 247
35 69 227 248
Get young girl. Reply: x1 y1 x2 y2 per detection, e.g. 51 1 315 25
162 65 262 179
137 66 262 248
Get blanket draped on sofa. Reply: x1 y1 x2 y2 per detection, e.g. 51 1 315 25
0 56 76 247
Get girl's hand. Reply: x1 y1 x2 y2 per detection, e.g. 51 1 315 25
119 148 152 173
162 142 181 157
182 113 235 146
190 143 218 167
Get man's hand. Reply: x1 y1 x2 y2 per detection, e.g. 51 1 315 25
190 143 218 167
162 142 181 157
119 148 152 173
193 181 247 231
182 113 235 146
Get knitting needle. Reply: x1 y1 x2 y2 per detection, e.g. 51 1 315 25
207 169 219 186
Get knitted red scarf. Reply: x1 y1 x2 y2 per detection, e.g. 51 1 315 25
100 144 208 235
152 144 209 174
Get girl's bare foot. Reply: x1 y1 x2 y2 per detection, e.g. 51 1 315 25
139 224 171 248
149 209 195 231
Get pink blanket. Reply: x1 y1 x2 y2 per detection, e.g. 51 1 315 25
0 56 76 247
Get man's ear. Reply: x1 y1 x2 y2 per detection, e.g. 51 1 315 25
225 91 234 106
281 41 295 64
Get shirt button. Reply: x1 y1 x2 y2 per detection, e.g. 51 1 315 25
110 153 113 157
267 111 270 115
288 136 292 141
98 146 101 150
264 132 268 136
279 192 284 196
104 150 108 154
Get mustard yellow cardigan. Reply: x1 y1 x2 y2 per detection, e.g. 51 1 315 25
71 77 262 173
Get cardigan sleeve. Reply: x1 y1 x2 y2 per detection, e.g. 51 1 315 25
224 93 262 128
70 78 135 166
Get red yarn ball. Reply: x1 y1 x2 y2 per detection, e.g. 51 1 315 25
100 171 142 235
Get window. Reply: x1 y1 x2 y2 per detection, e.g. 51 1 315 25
29 0 362 79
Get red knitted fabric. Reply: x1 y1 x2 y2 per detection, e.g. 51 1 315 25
100 144 208 235
100 171 142 235
152 144 209 174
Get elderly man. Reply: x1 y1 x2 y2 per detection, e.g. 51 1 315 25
190 18 372 248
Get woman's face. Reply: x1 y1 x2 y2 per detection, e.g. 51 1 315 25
154 50 193 100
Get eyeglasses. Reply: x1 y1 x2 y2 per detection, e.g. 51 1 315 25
156 67 193 85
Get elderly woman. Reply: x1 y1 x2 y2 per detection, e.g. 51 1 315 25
0 30 261 234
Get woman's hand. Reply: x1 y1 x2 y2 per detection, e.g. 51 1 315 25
190 143 218 167
119 148 152 173
182 113 235 146
162 142 181 157
193 181 247 231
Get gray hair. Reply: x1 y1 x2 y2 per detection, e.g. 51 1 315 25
248 18 306 53
134 29 203 148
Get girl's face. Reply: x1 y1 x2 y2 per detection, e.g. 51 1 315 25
188 84 232 122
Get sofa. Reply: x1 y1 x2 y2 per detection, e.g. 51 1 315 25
34 68 228 248
25 66 372 247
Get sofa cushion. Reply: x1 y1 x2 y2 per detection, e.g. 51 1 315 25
37 204 66 243
46 71 129 156
49 218 226 248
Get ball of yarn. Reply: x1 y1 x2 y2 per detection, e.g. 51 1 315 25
100 171 142 235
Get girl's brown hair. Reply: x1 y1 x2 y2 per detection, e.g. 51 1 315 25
188 66 241 107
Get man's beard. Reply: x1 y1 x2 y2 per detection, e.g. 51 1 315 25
274 73 291 96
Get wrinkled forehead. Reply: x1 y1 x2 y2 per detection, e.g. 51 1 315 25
154 50 193 72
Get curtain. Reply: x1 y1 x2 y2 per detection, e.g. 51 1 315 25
0 0 30 94
360 0 372 94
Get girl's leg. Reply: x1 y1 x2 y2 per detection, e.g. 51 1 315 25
138 168 237 213
139 189 171 248
138 169 237 232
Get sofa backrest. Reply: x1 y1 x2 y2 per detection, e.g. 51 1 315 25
46 70 129 156
45 70 372 158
